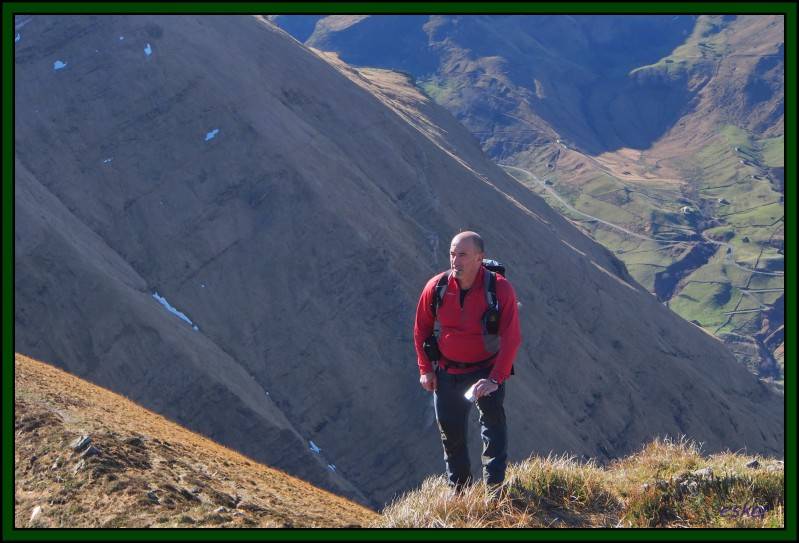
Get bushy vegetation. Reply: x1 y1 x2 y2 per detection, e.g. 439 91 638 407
375 436 784 528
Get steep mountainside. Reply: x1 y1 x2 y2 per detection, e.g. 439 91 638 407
290 14 700 155
15 15 783 509
276 14 785 381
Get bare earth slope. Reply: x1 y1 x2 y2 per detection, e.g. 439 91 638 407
14 15 783 509
14 353 378 528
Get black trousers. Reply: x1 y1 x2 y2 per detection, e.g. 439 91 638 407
433 365 507 490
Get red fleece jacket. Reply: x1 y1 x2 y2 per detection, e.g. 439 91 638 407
414 266 522 384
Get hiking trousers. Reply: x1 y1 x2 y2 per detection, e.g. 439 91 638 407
433 365 507 491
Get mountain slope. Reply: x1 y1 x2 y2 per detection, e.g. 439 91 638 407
297 15 700 154
14 152 367 505
15 15 783 510
14 353 378 528
277 14 785 381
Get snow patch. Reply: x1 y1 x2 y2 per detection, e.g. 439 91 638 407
53 60 67 71
119 36 125 41
144 43 152 56
152 291 198 330
15 33 21 43
309 441 321 454
102 158 113 164
204 128 220 141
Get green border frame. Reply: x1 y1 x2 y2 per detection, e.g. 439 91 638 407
3 1 794 540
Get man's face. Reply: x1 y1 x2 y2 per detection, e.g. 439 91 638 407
450 237 483 280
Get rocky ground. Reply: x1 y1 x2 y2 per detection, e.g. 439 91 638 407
14 353 377 528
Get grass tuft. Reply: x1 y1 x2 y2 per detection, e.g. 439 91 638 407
374 436 783 528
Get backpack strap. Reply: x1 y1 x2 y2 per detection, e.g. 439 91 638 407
432 269 498 319
484 269 498 313
431 271 451 319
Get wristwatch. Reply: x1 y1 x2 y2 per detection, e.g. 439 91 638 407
489 378 500 385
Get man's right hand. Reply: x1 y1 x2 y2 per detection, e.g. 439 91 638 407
420 371 437 392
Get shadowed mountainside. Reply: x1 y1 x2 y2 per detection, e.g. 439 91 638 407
285 14 699 155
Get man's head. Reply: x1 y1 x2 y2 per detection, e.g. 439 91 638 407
450 231 484 283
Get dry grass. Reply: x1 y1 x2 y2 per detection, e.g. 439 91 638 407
376 436 784 528
14 353 377 528
378 454 619 528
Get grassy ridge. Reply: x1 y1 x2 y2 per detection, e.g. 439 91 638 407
375 437 784 528
14 354 377 528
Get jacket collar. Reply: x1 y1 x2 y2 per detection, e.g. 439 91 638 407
450 264 486 291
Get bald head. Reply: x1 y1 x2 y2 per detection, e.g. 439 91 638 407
449 231 485 288
451 231 484 253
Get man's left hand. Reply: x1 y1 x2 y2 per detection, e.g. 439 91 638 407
473 378 499 399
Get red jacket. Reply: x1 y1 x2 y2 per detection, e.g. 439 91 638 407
414 266 522 384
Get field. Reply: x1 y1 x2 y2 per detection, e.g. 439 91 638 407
502 121 783 380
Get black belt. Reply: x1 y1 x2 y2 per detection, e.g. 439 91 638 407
440 353 497 372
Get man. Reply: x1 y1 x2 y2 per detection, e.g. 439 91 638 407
414 231 522 495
